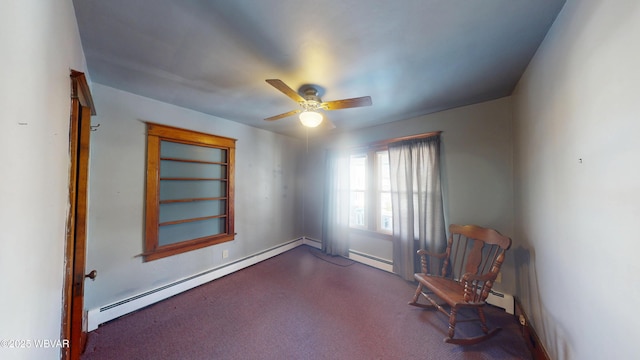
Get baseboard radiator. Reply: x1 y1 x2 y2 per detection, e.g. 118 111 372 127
303 238 515 314
88 237 314 331
487 290 515 315
348 249 394 273
87 237 513 331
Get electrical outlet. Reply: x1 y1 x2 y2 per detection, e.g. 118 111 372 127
222 250 229 259
519 314 526 326
495 271 502 283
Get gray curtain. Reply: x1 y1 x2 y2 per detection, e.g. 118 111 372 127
322 149 350 256
389 136 446 281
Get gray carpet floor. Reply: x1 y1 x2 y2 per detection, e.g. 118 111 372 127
82 245 531 359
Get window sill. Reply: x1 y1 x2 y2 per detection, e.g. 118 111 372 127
141 233 235 262
348 227 393 241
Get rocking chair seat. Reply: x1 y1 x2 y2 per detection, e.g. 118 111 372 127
409 224 511 345
413 274 475 307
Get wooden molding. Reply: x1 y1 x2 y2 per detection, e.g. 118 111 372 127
350 131 442 152
143 122 236 262
514 298 551 360
70 70 96 115
63 69 95 360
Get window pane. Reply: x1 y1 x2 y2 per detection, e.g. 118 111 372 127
158 218 225 246
379 192 392 232
159 180 226 200
161 161 226 178
377 150 392 232
350 154 366 191
377 151 390 191
159 200 226 223
350 191 365 227
161 141 226 162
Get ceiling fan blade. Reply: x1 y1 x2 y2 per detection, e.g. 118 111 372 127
266 79 305 103
323 116 336 130
264 109 301 121
322 96 372 110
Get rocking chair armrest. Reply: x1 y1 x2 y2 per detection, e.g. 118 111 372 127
461 272 499 303
461 272 498 283
416 249 447 259
416 249 447 274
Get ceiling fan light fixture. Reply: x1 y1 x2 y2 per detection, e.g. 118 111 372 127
264 79 371 129
299 110 323 127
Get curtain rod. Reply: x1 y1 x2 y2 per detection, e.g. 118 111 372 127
353 131 442 151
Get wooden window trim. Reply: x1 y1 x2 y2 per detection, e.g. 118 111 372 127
142 123 236 262
350 131 442 152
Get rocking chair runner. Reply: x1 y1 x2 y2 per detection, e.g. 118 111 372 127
409 224 512 345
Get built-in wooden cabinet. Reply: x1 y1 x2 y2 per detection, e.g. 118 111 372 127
143 123 236 261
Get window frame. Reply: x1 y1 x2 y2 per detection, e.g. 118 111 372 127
143 123 236 262
375 149 392 234
348 153 368 230
349 146 392 237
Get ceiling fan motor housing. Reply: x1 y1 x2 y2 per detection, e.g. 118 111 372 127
300 86 322 110
264 79 371 124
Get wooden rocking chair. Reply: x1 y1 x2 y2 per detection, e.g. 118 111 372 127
409 224 512 345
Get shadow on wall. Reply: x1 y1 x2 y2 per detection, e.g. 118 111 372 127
513 244 572 360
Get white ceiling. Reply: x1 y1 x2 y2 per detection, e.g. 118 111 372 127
73 0 565 138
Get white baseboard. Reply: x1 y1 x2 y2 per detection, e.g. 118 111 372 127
87 238 304 331
348 249 394 273
302 237 394 273
302 236 322 249
88 237 512 331
487 290 515 314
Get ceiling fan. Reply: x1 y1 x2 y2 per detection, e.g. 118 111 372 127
264 79 372 128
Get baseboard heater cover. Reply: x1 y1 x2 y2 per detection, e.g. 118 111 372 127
346 250 513 314
487 289 515 315
348 249 394 273
88 237 513 331
302 237 322 249
87 238 304 331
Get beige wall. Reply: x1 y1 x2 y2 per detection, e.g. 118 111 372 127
9 2 638 360
303 97 516 294
84 84 305 310
0 1 88 359
512 0 640 359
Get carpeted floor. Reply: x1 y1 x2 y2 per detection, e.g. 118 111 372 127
82 245 531 359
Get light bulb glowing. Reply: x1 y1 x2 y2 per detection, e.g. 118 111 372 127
299 111 323 127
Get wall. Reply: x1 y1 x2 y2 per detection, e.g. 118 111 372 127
0 1 88 359
512 0 640 359
84 84 304 311
304 97 516 294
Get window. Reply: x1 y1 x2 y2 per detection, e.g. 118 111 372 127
349 154 366 228
143 123 236 261
377 151 392 233
348 148 392 234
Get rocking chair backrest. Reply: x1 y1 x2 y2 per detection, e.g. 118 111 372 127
441 224 511 303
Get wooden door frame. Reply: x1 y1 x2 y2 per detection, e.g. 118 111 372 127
62 70 95 360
